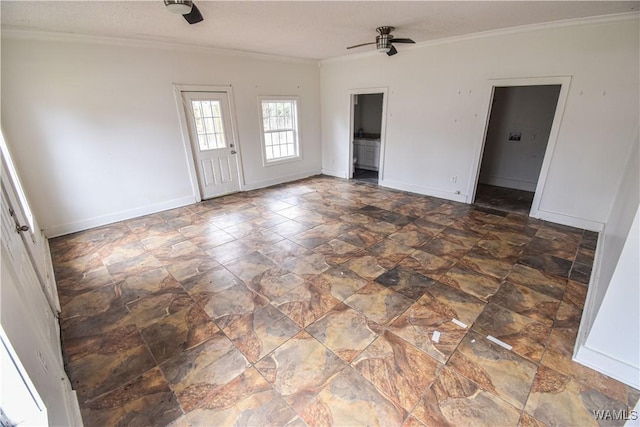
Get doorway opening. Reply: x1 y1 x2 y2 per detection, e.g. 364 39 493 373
350 92 384 184
474 84 561 215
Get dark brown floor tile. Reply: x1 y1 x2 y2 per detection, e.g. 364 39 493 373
160 331 249 412
375 266 437 300
388 224 432 248
413 366 521 426
388 302 468 364
338 226 387 248
181 264 242 294
307 303 381 362
527 236 578 261
448 331 537 409
272 282 340 328
61 305 141 364
353 330 442 411
255 331 346 412
205 240 252 264
343 254 387 280
313 238 363 266
127 288 193 329
186 228 235 251
569 262 592 284
184 367 297 426
440 264 502 302
307 265 369 301
359 205 415 227
344 282 414 325
60 283 125 319
68 343 156 402
140 306 219 364
398 249 455 280
459 247 513 280
420 236 469 261
472 303 552 363
489 282 561 325
525 366 628 427
518 250 572 279
119 266 183 304
477 237 526 261
507 264 567 300
106 252 163 282
54 252 105 281
80 367 182 426
224 251 278 283
541 329 629 405
194 282 268 330
562 280 588 309
257 239 307 265
245 267 305 300
300 367 407 426
223 304 300 363
417 279 486 326
367 239 415 269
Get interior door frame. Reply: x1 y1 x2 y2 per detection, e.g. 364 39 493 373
467 76 572 218
348 87 388 181
173 84 245 203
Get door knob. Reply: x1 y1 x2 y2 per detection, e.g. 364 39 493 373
231 150 237 154
16 224 29 233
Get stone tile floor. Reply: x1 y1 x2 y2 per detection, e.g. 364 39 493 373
50 175 638 426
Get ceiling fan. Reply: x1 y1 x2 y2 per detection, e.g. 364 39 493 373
164 0 203 25
347 26 415 56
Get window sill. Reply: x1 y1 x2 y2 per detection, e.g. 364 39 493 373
263 155 302 167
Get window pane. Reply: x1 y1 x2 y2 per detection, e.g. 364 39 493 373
192 101 202 118
260 99 299 162
211 101 221 117
204 118 214 134
195 117 204 134
202 101 212 117
206 134 216 149
214 118 224 133
198 135 208 151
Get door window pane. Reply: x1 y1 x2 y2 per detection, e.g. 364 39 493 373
191 100 227 150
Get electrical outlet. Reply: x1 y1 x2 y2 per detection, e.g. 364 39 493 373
451 176 457 183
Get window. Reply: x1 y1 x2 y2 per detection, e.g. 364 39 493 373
259 97 300 163
191 100 226 150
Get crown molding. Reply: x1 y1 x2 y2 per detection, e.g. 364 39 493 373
321 11 640 65
0 28 319 65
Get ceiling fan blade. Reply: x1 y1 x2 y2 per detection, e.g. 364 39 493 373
391 38 415 44
346 42 376 50
386 45 398 56
183 3 203 24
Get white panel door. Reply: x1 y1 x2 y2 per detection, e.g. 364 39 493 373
0 135 60 314
182 91 241 199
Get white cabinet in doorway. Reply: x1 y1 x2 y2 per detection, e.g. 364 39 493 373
353 138 380 171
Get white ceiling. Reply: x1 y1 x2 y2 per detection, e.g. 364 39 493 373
1 1 638 60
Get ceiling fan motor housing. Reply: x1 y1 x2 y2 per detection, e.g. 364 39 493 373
376 34 393 50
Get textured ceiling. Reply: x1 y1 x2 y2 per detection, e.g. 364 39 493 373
1 1 638 60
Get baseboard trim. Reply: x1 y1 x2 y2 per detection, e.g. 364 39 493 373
381 179 468 203
480 176 537 192
532 209 605 232
242 170 322 191
45 195 197 238
321 168 348 179
575 345 640 389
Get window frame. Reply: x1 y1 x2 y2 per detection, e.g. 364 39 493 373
257 96 302 166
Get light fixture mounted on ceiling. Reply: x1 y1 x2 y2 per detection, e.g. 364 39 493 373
347 26 415 56
164 0 204 24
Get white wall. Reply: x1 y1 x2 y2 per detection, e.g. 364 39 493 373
575 131 639 388
479 85 560 192
320 15 640 230
1 34 321 236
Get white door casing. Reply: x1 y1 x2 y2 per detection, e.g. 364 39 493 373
468 76 572 218
180 90 242 200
